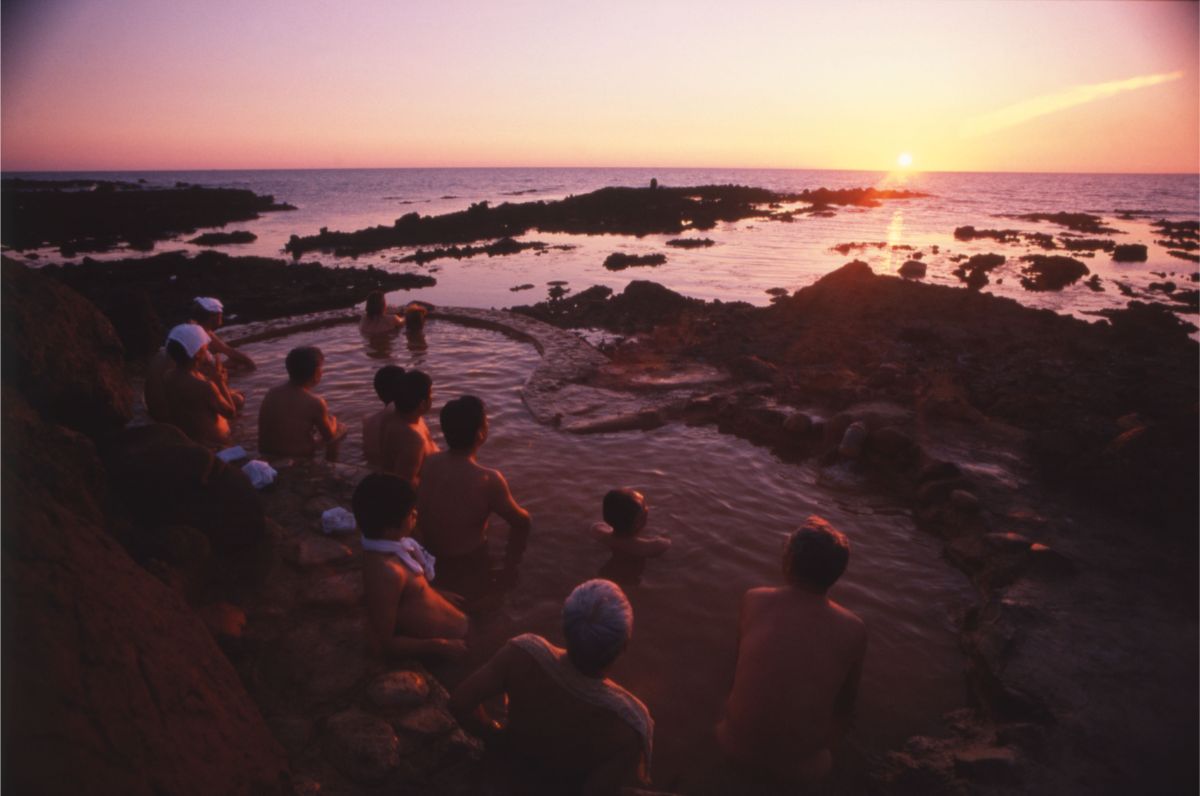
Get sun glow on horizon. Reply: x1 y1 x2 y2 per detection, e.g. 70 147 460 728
897 153 914 169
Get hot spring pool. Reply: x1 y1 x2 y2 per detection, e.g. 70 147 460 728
229 318 970 791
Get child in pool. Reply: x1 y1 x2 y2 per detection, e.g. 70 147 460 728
590 488 671 558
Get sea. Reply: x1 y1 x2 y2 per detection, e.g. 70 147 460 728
9 167 1199 323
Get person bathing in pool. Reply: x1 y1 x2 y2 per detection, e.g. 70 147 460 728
363 365 406 469
359 290 405 336
590 488 671 558
354 473 468 661
716 516 867 786
258 345 348 460
416 395 530 597
380 369 439 484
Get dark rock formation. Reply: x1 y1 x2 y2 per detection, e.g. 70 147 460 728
833 241 888 255
188 230 258 246
513 280 709 333
665 237 715 249
953 253 1005 290
31 251 434 357
604 252 668 271
398 236 552 264
1059 238 1115 252
1 260 132 436
1018 255 1089 291
1112 244 1148 262
284 184 928 258
899 260 927 278
954 226 1021 243
1 179 294 253
1012 212 1119 235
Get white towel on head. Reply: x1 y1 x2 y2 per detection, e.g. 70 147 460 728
360 536 436 579
241 459 277 489
321 507 357 534
194 296 224 313
166 323 210 358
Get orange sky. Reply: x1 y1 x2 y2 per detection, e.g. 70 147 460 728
2 0 1197 173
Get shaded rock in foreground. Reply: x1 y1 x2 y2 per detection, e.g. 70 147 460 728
1 260 132 436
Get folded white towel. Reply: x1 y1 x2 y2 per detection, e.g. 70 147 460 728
216 445 248 463
241 459 277 489
360 536 437 579
321 507 357 534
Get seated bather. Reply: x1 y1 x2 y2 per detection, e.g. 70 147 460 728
160 324 236 447
449 579 653 794
188 296 249 410
716 516 867 785
359 290 405 336
257 345 347 459
380 368 439 483
354 473 468 661
590 488 671 559
363 365 406 468
416 395 530 596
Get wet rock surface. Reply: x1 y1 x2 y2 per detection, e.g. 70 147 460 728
1 178 294 253
1017 254 1089 291
604 252 668 270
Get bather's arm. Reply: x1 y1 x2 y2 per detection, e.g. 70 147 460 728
365 564 466 661
449 644 515 738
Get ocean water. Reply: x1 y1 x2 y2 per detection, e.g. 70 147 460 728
10 167 1199 322
229 319 971 791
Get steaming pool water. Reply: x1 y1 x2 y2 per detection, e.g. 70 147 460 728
228 318 971 792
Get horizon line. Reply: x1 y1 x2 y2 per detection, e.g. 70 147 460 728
3 165 1198 178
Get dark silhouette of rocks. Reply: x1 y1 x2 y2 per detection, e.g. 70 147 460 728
1 179 295 254
665 237 716 249
832 241 888 254
1018 255 1089 291
284 184 929 258
603 252 667 271
29 251 433 360
1012 212 1119 235
954 226 1022 243
1059 238 1115 252
1151 219 1198 243
509 283 535 291
398 237 551 264
1166 250 1200 263
1112 244 1148 262
188 230 258 246
1 262 289 794
899 259 927 278
513 280 709 332
953 253 1006 290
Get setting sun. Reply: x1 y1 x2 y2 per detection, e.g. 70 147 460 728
897 152 914 169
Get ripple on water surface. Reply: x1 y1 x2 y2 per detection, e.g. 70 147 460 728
230 319 971 789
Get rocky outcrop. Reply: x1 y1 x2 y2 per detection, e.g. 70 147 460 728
1 259 132 436
1018 254 1089 291
1 179 294 253
1 392 288 795
604 252 667 271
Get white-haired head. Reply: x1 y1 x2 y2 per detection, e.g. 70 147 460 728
562 579 633 675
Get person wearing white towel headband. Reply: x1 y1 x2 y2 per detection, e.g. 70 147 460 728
160 323 236 447
190 296 256 369
354 473 468 661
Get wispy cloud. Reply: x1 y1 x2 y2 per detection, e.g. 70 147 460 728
960 71 1184 138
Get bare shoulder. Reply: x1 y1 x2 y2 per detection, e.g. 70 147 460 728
830 600 868 642
363 553 408 591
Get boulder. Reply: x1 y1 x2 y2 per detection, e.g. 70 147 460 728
1 395 288 794
899 259 927 278
103 423 266 556
1112 244 1148 262
1 259 132 437
323 709 406 784
367 670 431 709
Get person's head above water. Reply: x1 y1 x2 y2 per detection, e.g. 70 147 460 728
440 395 486 451
353 473 417 539
285 346 324 387
562 579 633 676
391 369 432 415
189 296 224 330
603 488 648 538
783 516 850 593
364 290 388 318
404 304 427 332
165 323 210 368
373 365 406 405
